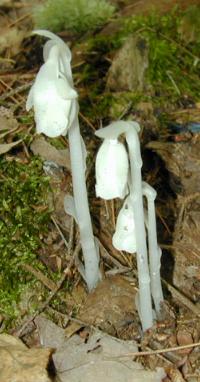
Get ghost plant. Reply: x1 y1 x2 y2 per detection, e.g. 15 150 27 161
142 182 163 314
95 120 163 330
26 30 100 291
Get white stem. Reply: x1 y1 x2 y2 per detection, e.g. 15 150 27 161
126 127 153 331
68 109 100 291
95 121 153 330
143 182 163 314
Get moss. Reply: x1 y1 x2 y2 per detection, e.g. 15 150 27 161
118 9 200 102
109 92 146 119
0 157 51 323
17 114 34 125
34 0 115 34
76 7 200 126
47 137 67 150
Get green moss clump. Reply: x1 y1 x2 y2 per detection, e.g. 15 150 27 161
0 157 51 321
77 8 200 124
119 9 200 101
34 0 115 34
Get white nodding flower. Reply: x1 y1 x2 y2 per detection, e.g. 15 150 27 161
95 139 129 200
26 33 78 138
112 196 137 253
26 30 100 291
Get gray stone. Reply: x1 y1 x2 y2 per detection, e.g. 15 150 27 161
107 36 149 92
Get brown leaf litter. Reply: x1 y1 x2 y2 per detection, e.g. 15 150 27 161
64 276 140 339
0 333 53 382
30 136 71 170
35 316 166 382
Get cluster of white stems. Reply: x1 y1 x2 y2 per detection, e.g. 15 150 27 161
95 122 163 330
27 30 163 331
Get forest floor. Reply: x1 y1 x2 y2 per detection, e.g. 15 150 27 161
0 0 200 381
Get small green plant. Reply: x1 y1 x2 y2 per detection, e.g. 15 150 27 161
0 157 51 321
34 0 115 34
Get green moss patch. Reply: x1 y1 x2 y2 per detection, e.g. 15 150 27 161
0 157 51 322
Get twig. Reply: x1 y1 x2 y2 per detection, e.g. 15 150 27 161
0 78 23 104
111 200 116 229
98 238 128 269
156 207 171 235
22 264 57 291
67 217 74 256
105 341 200 359
0 82 32 101
51 215 69 249
162 280 200 317
79 111 96 131
166 70 181 95
118 101 133 120
47 306 98 329
8 13 31 27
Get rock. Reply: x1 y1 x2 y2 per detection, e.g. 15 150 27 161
106 36 149 92
148 136 200 301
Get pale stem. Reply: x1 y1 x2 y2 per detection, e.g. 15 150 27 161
95 121 153 330
68 110 100 291
143 182 163 315
126 127 153 331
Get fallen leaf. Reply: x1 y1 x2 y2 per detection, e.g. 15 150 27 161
0 333 52 382
176 330 193 355
0 106 19 138
65 275 139 338
0 25 26 56
36 316 166 382
31 136 70 170
0 139 22 154
166 366 185 382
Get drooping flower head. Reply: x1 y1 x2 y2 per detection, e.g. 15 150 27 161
112 196 137 253
26 30 78 138
95 138 129 200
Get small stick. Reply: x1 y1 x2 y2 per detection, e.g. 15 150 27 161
0 82 32 101
67 217 74 256
0 78 22 104
166 70 181 95
111 200 116 228
79 111 96 131
105 341 200 360
51 215 69 249
118 101 132 120
8 13 31 27
22 264 57 291
162 280 200 317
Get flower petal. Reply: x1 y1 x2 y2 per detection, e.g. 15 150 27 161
112 196 137 253
95 139 129 200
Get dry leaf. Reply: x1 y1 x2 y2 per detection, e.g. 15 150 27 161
31 136 70 170
65 275 138 338
35 316 165 382
0 139 22 154
0 333 52 382
0 25 26 56
0 107 19 138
